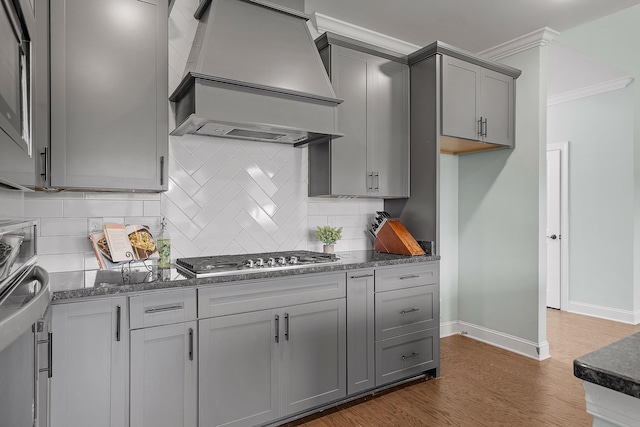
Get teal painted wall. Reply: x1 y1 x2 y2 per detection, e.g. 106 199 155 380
457 46 547 343
557 4 640 315
548 88 635 310
440 153 459 324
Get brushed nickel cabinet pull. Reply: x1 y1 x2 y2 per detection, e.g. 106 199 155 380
374 172 379 191
284 313 289 341
483 118 488 137
160 156 165 186
144 304 183 314
116 305 121 342
40 147 48 180
478 117 483 136
402 352 420 361
399 274 419 280
188 328 194 361
275 314 280 343
400 308 420 315
350 273 374 279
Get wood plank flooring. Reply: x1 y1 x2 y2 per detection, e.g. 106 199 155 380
286 309 640 426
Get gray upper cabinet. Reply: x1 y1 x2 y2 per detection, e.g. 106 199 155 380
405 41 520 156
48 0 168 191
442 55 514 148
309 33 409 198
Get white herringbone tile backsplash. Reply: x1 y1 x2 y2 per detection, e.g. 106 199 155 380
22 137 380 273
166 135 380 259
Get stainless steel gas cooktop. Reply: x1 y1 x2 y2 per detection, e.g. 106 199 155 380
175 250 340 278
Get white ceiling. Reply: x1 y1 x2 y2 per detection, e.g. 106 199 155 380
304 0 640 54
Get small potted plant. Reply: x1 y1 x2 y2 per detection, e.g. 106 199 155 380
315 225 343 253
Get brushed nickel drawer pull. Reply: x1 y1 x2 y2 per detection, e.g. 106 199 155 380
400 308 420 315
145 304 183 314
350 273 374 279
275 315 280 343
188 328 194 361
399 275 420 280
402 352 420 361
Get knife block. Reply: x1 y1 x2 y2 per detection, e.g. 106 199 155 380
374 220 425 256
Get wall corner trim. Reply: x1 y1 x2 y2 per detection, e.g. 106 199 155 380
547 76 634 106
310 12 421 55
457 321 549 360
478 27 560 61
440 320 460 338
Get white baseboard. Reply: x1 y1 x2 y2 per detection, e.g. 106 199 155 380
568 301 640 325
456 321 549 361
440 320 460 338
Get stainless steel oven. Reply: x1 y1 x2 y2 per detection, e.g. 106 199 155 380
0 0 36 190
0 220 51 427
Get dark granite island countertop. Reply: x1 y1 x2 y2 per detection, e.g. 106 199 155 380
574 332 640 426
574 332 640 398
50 250 439 302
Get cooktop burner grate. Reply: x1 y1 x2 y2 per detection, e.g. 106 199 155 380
175 250 340 278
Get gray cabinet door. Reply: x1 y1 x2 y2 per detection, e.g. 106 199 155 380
346 270 375 394
441 55 481 142
130 321 197 427
310 43 409 198
199 310 280 427
330 46 369 196
370 59 409 198
280 299 346 416
480 68 514 147
50 298 128 427
49 0 168 191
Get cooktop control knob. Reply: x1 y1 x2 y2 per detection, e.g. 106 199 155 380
289 256 298 265
278 256 287 265
256 258 264 267
246 259 255 268
267 257 276 267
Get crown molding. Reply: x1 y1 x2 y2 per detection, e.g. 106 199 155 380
478 27 560 60
548 75 634 107
309 12 421 55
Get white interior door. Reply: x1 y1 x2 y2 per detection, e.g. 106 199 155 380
546 149 561 309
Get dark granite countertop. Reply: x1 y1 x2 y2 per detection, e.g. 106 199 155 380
50 250 439 302
574 332 640 398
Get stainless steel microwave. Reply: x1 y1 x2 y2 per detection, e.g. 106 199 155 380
0 0 35 190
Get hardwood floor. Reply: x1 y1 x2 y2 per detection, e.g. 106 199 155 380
288 309 640 426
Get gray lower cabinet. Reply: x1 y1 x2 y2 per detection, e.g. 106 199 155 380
309 33 409 198
129 289 198 427
199 310 280 427
280 299 347 416
199 298 346 427
47 0 168 191
130 321 197 427
346 270 375 394
50 298 128 427
441 55 514 148
373 263 440 387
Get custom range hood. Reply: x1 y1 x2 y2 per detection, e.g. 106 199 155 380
169 0 343 146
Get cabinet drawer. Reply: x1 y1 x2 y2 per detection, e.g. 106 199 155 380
198 273 346 318
375 263 439 292
129 289 197 329
375 284 439 340
375 329 439 386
